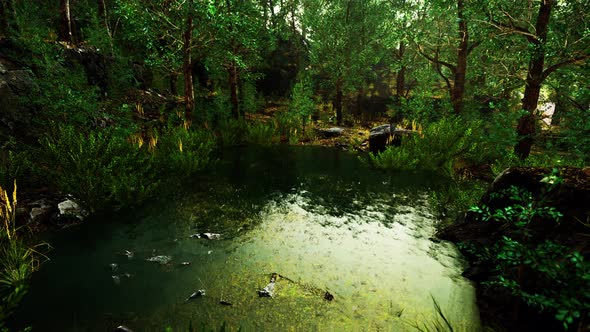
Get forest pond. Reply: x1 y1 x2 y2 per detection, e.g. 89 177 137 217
12 146 480 331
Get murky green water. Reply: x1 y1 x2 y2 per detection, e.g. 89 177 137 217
12 146 479 331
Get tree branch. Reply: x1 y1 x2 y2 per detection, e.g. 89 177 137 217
482 10 538 43
467 40 481 55
542 54 590 81
415 44 456 72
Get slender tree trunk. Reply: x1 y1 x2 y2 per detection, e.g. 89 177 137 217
514 0 553 159
182 0 194 123
97 0 113 53
335 78 343 125
452 0 468 114
228 63 239 118
395 41 406 102
226 0 239 119
59 0 74 43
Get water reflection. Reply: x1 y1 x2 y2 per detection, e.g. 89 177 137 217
12 146 479 331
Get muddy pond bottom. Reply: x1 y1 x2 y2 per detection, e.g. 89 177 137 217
13 146 479 331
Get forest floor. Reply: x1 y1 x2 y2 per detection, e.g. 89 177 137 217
250 102 390 152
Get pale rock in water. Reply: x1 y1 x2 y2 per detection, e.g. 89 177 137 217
189 233 221 240
146 255 172 265
57 199 88 220
186 289 206 301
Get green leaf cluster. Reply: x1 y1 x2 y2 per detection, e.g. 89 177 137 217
468 179 590 330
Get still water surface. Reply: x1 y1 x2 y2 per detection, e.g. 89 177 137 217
13 146 479 331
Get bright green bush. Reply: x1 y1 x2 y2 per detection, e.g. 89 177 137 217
369 116 478 176
289 75 316 125
245 122 279 145
156 126 216 175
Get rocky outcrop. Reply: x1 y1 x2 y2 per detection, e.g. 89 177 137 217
368 124 416 153
0 59 39 142
63 45 109 95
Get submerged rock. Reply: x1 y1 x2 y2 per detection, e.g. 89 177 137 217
258 273 277 297
146 255 172 265
190 233 221 240
122 250 134 259
186 290 206 301
112 275 121 285
324 291 334 301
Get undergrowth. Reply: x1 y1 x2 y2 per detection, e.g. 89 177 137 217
0 182 48 331
465 171 590 330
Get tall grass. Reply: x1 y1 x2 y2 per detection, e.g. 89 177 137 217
245 122 279 145
409 295 459 332
0 181 49 329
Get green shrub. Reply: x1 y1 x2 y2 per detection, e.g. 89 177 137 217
0 149 34 189
245 122 279 145
275 111 302 144
216 118 247 146
559 107 590 163
490 150 584 177
467 177 590 330
369 116 477 176
462 110 521 165
156 126 216 175
40 126 159 212
289 75 316 125
429 180 487 224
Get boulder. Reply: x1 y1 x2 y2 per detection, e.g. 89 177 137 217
64 46 109 95
0 65 38 141
368 124 416 153
317 127 345 138
29 200 56 225
57 199 87 221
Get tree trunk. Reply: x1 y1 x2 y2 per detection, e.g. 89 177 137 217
182 0 194 123
169 73 178 95
0 1 9 35
452 0 468 114
335 79 343 125
228 63 239 118
514 0 554 159
97 0 113 53
395 41 406 102
59 0 75 43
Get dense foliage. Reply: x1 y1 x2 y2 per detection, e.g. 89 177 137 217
466 172 590 330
